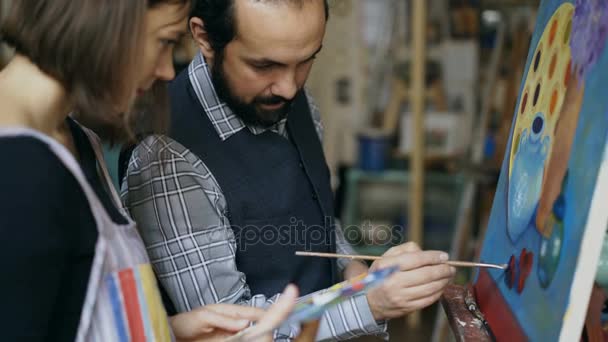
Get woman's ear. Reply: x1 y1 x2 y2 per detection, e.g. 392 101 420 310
189 17 215 61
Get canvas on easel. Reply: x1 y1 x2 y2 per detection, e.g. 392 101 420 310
473 0 608 341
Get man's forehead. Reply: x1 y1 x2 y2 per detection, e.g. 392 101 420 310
233 0 325 27
232 0 326 47
236 0 309 10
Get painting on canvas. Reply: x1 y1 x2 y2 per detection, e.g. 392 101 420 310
473 0 608 340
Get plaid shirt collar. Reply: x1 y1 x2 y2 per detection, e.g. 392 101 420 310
187 52 287 141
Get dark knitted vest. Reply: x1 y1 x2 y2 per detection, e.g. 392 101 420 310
168 70 337 297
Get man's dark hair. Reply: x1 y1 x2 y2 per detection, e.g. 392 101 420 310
192 0 329 52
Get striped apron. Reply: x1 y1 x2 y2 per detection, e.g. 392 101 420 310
0 126 173 342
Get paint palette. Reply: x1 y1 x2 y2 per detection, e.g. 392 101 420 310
285 266 398 324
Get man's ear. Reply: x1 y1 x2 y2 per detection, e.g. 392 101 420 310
190 17 215 62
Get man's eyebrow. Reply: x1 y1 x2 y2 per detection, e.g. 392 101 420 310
308 45 324 59
303 44 324 62
245 45 324 66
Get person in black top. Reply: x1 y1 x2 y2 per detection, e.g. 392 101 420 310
0 1 308 341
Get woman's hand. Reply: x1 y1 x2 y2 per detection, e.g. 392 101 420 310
170 284 320 341
170 303 264 341
239 285 320 342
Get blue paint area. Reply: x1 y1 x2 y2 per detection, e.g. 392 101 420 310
507 112 550 242
475 0 608 340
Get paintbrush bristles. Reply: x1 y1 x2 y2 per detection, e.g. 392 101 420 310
295 251 508 270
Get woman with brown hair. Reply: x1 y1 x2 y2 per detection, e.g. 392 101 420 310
0 1 308 341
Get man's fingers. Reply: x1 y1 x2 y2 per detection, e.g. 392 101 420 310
204 304 265 321
374 250 449 272
398 251 449 270
390 264 454 287
403 290 445 312
400 277 451 302
402 241 422 253
383 242 422 257
366 254 454 321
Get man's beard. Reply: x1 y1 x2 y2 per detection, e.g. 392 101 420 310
211 55 294 128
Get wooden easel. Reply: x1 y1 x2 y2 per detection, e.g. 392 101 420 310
440 285 493 341
379 0 455 328
440 283 607 341
408 0 425 328
402 0 428 328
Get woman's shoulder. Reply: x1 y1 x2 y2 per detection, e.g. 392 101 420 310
0 135 84 200
0 134 69 170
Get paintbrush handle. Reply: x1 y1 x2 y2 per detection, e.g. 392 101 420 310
295 251 507 270
296 251 381 261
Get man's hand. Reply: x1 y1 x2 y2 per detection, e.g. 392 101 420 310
343 260 369 280
366 242 455 320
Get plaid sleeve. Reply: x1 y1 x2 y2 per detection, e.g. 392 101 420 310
121 135 247 312
252 288 388 341
121 135 387 341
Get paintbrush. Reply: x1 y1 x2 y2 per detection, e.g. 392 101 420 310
295 251 508 270
226 252 506 342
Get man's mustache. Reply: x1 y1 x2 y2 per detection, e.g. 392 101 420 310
255 95 291 106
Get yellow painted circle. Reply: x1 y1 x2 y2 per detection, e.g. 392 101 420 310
509 4 574 178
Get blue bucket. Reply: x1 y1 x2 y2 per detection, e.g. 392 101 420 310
358 130 390 171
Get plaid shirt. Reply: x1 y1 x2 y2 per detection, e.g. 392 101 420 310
121 53 388 341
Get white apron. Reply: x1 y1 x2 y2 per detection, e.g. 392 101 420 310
0 126 173 342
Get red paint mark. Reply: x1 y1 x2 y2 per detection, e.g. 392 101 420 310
351 283 364 291
517 249 534 294
506 255 517 289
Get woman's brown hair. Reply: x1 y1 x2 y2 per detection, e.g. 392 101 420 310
129 0 193 143
0 0 147 143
